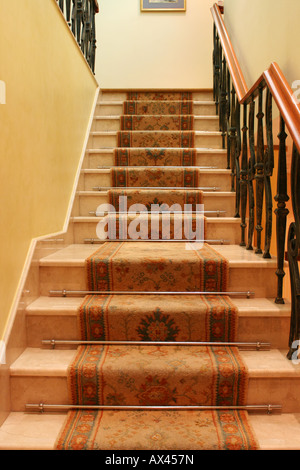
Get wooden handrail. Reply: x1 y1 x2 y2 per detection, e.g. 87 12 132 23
211 3 300 154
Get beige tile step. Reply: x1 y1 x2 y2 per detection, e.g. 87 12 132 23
78 168 231 192
2 410 299 450
95 101 217 117
91 115 220 132
8 347 300 413
69 216 241 245
83 148 229 170
37 244 279 298
99 90 214 102
25 296 290 349
72 190 236 218
87 131 223 150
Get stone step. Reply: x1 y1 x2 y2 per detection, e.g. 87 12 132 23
72 190 236 218
91 115 220 132
78 168 232 192
87 131 223 150
83 148 229 170
25 296 290 349
69 216 241 245
37 244 279 298
99 90 214 102
95 101 217 117
1 410 299 450
8 347 300 413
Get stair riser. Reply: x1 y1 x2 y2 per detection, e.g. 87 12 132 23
73 193 236 217
83 151 229 170
26 314 290 349
91 117 220 132
78 171 232 192
10 374 300 413
38 264 278 298
87 133 223 150
95 103 217 117
70 218 241 244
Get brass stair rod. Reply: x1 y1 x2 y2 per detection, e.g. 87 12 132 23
93 186 220 191
42 339 270 350
25 403 282 414
89 210 226 215
83 239 231 244
98 167 218 170
49 290 254 298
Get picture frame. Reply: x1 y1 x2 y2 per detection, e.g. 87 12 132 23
141 0 186 12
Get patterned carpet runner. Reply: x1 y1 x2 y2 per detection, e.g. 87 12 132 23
55 91 259 450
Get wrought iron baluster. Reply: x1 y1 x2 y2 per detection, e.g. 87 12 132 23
235 100 241 218
246 98 256 251
274 116 289 304
214 35 220 116
254 85 265 254
287 143 300 360
240 104 248 246
263 88 274 259
226 70 231 170
229 84 237 194
219 54 227 149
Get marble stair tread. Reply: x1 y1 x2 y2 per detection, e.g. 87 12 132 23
38 243 280 269
80 168 231 175
9 347 298 379
25 296 290 319
2 411 299 451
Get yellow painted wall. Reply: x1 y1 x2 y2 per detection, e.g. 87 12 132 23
0 0 98 340
224 0 300 89
95 0 215 89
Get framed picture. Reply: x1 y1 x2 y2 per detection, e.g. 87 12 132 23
141 0 186 12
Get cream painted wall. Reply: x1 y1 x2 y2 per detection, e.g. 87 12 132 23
224 0 300 89
95 0 215 89
0 0 98 340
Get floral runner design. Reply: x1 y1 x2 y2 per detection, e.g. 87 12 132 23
78 294 238 342
108 189 203 212
123 100 194 116
114 148 197 166
55 409 259 450
126 91 193 101
111 167 200 188
98 213 207 241
120 115 194 131
67 344 248 407
117 130 195 148
55 90 260 451
85 241 229 293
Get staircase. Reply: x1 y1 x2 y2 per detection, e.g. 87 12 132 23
1 89 300 450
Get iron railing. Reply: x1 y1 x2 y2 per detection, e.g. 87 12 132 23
212 3 300 360
57 0 99 73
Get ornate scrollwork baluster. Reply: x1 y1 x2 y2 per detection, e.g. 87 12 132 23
240 104 248 246
287 143 300 360
214 34 220 116
219 54 227 149
235 100 241 218
229 84 237 195
263 88 274 259
274 116 290 304
246 98 256 251
254 85 265 254
226 70 231 170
